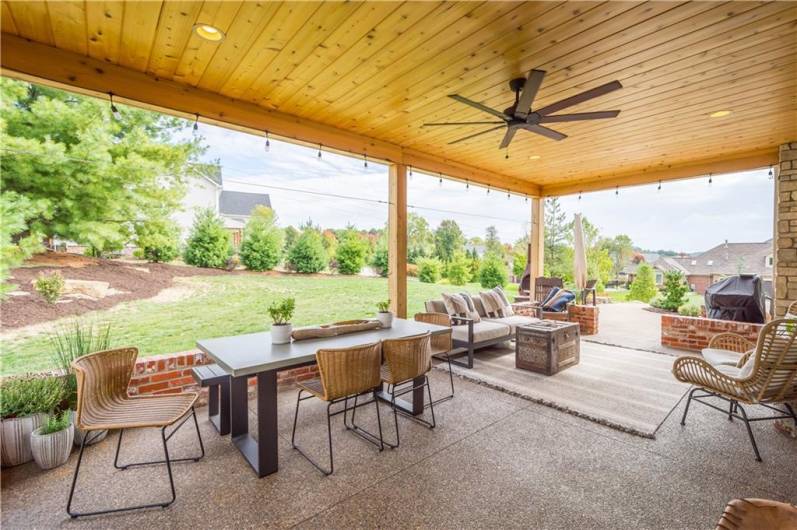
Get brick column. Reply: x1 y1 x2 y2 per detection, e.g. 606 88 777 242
775 142 797 316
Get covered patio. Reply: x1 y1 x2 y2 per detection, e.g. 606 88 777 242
1 1 796 528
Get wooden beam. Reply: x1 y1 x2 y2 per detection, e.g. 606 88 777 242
541 149 778 197
388 164 408 318
0 34 539 197
530 198 544 281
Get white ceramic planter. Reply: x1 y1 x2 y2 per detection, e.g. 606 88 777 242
376 311 394 329
0 413 47 467
271 323 293 344
70 410 108 447
31 423 74 470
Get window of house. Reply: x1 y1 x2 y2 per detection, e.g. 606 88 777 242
690 260 696 265
707 260 713 266
766 255 774 267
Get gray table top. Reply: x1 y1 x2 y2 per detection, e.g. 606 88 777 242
196 318 450 377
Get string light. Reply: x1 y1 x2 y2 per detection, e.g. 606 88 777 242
769 166 774 179
438 172 443 186
708 173 713 185
657 180 661 191
466 179 469 190
615 185 619 196
193 113 199 134
487 185 491 195
409 166 413 177
506 189 511 200
578 191 582 201
524 194 528 203
108 92 121 120
264 131 270 152
363 152 368 168
317 144 322 159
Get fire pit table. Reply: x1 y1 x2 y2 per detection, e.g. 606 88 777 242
516 320 580 375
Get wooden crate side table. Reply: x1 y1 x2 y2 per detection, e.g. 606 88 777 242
516 321 580 375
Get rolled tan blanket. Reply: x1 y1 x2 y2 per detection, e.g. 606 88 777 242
291 319 381 341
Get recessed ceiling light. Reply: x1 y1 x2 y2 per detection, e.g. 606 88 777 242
528 155 541 160
709 110 732 118
193 23 225 42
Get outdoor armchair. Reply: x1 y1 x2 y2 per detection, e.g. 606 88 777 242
673 318 797 461
701 332 756 368
67 347 204 518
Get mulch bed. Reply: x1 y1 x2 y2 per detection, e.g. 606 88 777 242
2 254 228 329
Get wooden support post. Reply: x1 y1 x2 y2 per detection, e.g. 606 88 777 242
388 164 408 318
530 198 544 281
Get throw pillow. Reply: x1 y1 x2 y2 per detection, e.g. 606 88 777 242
543 290 575 312
459 292 482 323
480 290 505 317
541 287 560 306
492 286 514 316
441 292 469 317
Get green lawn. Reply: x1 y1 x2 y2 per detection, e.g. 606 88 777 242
1 274 517 376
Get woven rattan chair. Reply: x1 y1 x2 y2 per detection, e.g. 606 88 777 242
414 313 455 405
67 347 204 518
291 341 383 475
673 318 797 461
380 332 435 448
715 498 797 529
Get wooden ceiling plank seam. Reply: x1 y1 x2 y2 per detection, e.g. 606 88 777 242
240 1 364 107
389 1 780 144
172 0 245 86
119 0 163 71
5 0 54 45
354 1 695 134
307 1 502 120
404 7 796 150
145 0 203 78
0 34 540 198
258 2 403 111
1 2 19 34
194 2 283 93
45 0 88 56
211 2 319 99
322 1 610 127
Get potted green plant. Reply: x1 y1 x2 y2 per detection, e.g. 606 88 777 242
49 320 112 446
0 376 66 467
268 297 296 344
376 299 393 328
30 410 74 470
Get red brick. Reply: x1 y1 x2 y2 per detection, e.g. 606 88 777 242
137 381 170 394
169 376 195 387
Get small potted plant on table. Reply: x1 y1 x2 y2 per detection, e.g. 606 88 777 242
269 297 296 344
376 299 393 328
30 410 74 470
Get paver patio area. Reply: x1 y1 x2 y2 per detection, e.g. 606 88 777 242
587 302 684 356
2 368 794 529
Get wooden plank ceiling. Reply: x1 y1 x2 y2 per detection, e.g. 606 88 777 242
1 1 795 196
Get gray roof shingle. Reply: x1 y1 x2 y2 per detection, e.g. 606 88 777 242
219 191 271 217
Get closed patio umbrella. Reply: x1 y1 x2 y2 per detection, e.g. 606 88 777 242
573 213 588 291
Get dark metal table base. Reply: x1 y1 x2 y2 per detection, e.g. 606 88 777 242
374 375 425 416
230 370 278 478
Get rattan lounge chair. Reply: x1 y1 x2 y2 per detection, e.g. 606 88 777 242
380 332 435 448
673 318 797 461
291 341 384 475
67 347 204 518
414 313 454 405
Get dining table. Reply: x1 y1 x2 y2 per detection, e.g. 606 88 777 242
196 318 450 477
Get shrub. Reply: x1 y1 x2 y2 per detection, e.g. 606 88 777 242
286 228 327 273
660 270 689 311
0 376 66 419
183 208 232 268
627 263 657 303
678 302 701 317
268 297 295 325
240 206 284 271
41 410 71 435
371 245 388 278
512 249 527 279
135 217 180 263
49 320 112 409
447 252 472 286
35 271 65 303
469 256 482 278
479 253 507 288
336 228 369 275
417 257 443 283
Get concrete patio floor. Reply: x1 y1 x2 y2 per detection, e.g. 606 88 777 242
586 302 685 356
2 368 795 529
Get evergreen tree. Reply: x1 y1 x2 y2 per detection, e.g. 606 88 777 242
183 209 232 269
544 198 569 278
286 227 327 273
628 263 658 302
239 206 284 271
335 226 369 275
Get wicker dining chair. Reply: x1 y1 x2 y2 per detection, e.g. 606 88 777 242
673 318 797 461
414 313 455 405
67 347 204 518
291 341 383 475
380 332 435 448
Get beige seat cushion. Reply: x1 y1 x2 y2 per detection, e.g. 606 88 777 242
714 355 756 379
451 320 511 343
702 348 745 367
484 315 540 333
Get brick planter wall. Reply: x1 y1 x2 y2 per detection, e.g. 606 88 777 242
661 315 763 352
567 304 599 335
127 350 319 405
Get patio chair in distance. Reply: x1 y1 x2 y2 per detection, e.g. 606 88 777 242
291 341 384 475
67 347 204 518
380 332 436 448
414 312 455 405
673 318 797 461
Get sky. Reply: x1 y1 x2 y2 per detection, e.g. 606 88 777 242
191 122 774 254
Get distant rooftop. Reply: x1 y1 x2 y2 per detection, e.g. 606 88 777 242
219 190 271 217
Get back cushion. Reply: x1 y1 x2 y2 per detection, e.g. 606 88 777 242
426 300 447 314
459 293 482 323
480 290 506 317
442 293 469 317
492 286 514 316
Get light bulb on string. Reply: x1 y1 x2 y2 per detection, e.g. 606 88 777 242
506 189 510 200
578 191 582 201
769 166 774 179
409 166 413 178
487 185 491 195
466 179 469 190
363 153 368 168
615 186 619 196
108 92 121 120
264 131 270 152
192 113 199 135
524 194 528 203
317 144 322 159
438 173 443 186
708 173 713 185
658 180 661 191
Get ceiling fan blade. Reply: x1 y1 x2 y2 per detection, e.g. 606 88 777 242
519 123 567 141
499 127 517 149
535 80 622 116
448 94 510 120
539 110 620 122
515 69 545 118
423 121 506 126
448 125 506 145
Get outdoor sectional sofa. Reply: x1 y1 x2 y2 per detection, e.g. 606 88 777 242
424 294 541 368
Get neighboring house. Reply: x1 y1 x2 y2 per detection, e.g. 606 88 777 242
175 165 271 247
669 239 773 294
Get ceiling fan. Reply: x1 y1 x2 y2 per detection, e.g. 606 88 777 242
423 69 622 148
